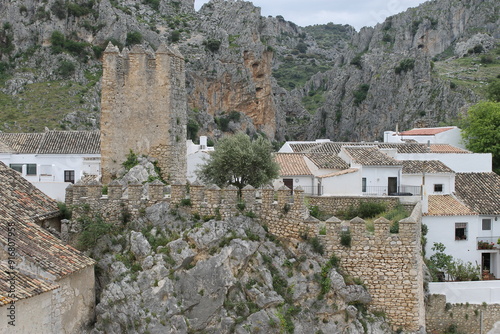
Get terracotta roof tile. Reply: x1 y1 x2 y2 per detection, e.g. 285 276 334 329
399 127 455 136
425 195 477 216
305 153 349 169
430 144 469 154
0 162 59 220
0 216 95 280
274 153 312 176
289 142 431 154
0 130 100 154
455 173 500 215
0 263 59 304
343 146 400 166
402 160 454 174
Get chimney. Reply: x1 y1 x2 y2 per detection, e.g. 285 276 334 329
200 136 207 149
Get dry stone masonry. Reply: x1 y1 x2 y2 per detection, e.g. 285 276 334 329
66 181 425 332
100 43 187 183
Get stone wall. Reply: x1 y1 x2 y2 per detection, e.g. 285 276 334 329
307 195 401 215
100 43 187 183
67 181 424 331
319 203 426 332
426 294 500 334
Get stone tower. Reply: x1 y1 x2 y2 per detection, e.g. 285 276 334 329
100 43 187 183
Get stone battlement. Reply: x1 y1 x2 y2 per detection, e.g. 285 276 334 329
66 181 424 332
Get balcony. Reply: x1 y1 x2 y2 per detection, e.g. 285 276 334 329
299 186 323 196
362 185 422 197
477 237 500 250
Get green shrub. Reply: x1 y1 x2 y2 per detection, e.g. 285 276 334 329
187 119 199 141
357 201 386 218
350 52 364 69
122 149 139 171
395 58 415 74
170 30 181 43
340 230 351 247
51 0 67 19
57 60 76 78
353 84 369 106
180 198 192 207
126 31 143 46
78 214 113 250
204 39 221 52
67 2 92 17
57 202 72 219
309 236 324 255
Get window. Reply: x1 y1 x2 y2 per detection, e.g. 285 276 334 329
482 219 492 231
455 223 467 240
434 184 443 192
40 165 52 176
64 170 75 184
9 164 22 173
362 178 367 192
26 164 37 176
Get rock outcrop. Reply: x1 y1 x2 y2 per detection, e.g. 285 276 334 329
0 0 498 141
84 203 391 333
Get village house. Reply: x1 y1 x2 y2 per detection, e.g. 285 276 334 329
0 130 100 200
384 126 465 149
0 161 95 333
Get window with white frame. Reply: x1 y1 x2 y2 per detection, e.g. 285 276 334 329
455 222 467 240
40 165 53 176
434 184 443 193
362 178 367 192
9 164 23 173
482 218 492 231
26 164 37 176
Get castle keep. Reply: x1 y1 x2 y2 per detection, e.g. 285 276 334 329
100 43 187 183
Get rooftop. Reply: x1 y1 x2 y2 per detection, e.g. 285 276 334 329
343 146 401 166
274 153 312 176
0 130 100 155
425 195 477 216
402 160 454 174
305 153 349 170
455 172 500 215
0 161 59 221
288 141 467 155
399 127 455 136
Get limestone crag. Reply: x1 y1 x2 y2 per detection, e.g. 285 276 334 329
0 0 498 140
85 204 392 334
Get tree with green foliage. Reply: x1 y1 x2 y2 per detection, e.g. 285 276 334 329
126 31 143 46
460 101 500 174
197 133 279 192
486 78 500 102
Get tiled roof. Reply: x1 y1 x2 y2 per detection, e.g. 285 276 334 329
0 215 95 279
289 142 431 154
455 173 500 215
343 146 401 166
399 127 454 136
0 263 59 304
0 133 43 154
0 130 100 154
0 161 59 220
402 160 454 174
429 144 469 154
305 153 349 169
317 168 359 179
425 195 477 216
274 153 312 176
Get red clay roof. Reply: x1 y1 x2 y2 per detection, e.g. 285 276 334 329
399 127 455 136
425 195 477 216
275 153 312 176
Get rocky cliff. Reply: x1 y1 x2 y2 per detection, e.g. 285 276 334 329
81 202 391 334
0 0 498 142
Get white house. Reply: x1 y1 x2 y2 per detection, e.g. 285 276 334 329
384 126 465 149
0 130 100 201
423 172 500 279
186 136 214 183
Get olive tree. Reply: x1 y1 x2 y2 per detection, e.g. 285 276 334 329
197 133 279 192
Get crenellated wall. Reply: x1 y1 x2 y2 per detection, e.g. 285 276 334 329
66 181 424 332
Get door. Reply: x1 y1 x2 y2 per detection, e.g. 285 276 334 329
388 177 397 195
283 178 293 194
482 253 492 279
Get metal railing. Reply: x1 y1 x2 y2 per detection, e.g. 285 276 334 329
362 185 421 197
300 186 323 196
477 237 500 250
